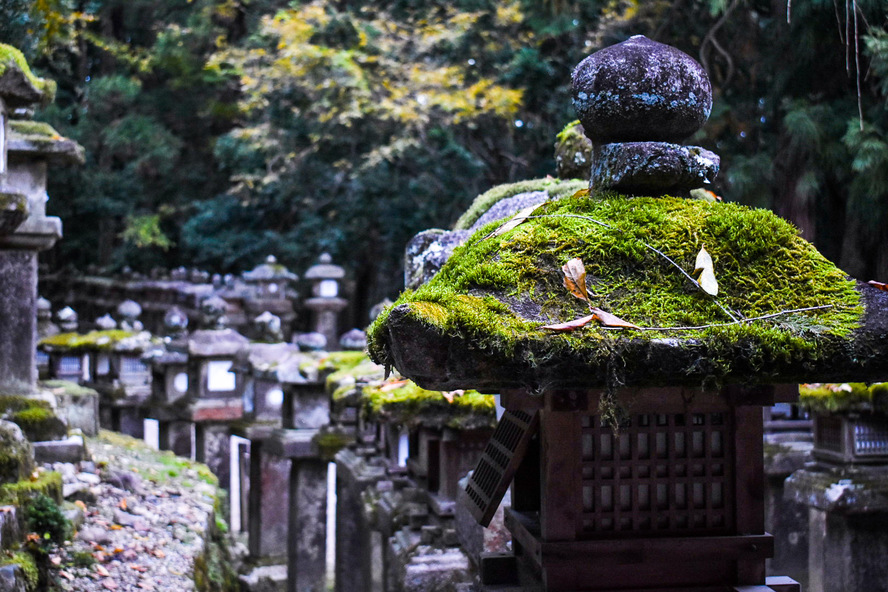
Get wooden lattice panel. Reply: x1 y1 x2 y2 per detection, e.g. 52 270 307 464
465 409 539 527
579 411 735 537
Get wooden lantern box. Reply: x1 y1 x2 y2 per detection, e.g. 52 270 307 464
812 413 888 464
463 385 800 592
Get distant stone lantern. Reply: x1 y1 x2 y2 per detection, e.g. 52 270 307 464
244 255 298 300
304 253 347 350
368 36 888 592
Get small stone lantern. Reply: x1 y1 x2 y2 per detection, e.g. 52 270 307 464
304 253 347 350
243 255 298 340
368 36 888 592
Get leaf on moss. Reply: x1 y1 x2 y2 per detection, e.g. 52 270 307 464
693 244 719 296
442 389 464 403
562 257 590 303
542 314 596 331
485 202 543 239
869 280 888 291
589 307 640 329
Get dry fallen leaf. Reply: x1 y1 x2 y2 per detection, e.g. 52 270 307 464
119 499 127 511
869 280 888 292
542 314 597 331
110 524 123 530
562 258 590 303
102 580 119 590
589 307 641 329
96 565 111 577
485 203 543 239
379 379 408 392
442 389 464 403
60 571 74 581
693 245 719 296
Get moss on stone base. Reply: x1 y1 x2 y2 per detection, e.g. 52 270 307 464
362 380 495 430
0 44 56 104
0 395 66 442
1 551 39 591
0 471 63 506
370 191 863 387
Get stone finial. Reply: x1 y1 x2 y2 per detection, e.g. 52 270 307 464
199 295 229 330
36 297 51 320
571 35 719 195
56 306 78 332
116 299 143 331
95 314 117 331
295 332 327 352
339 328 367 351
163 306 189 337
253 311 283 343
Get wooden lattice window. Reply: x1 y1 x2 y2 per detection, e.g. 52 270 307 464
465 409 539 527
579 411 735 538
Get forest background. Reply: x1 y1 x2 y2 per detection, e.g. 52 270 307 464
4 0 888 322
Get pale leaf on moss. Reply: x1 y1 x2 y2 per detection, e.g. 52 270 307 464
693 244 718 296
486 203 543 239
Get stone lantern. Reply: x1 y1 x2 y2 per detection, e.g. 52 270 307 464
242 255 298 340
369 36 888 592
146 307 192 456
0 46 83 391
304 253 347 350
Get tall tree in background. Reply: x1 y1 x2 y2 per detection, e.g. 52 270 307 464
4 0 888 319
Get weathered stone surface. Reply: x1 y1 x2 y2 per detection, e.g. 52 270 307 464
404 229 470 290
572 35 712 143
0 251 37 390
239 564 288 592
0 192 28 235
0 564 25 592
468 190 550 232
0 420 34 484
187 328 249 357
554 121 592 180
289 459 328 592
33 435 87 464
592 141 719 194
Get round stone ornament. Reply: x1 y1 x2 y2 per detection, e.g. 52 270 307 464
572 35 712 144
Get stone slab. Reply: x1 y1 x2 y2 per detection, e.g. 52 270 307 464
33 435 86 464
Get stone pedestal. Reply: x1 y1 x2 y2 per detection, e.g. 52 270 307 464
763 433 812 587
785 463 888 592
247 433 291 561
335 449 386 592
158 420 192 457
0 251 36 390
195 422 233 487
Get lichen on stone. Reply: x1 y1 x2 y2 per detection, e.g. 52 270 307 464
554 120 592 180
369 191 865 390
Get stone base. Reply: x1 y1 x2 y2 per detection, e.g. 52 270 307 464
591 142 719 195
33 435 87 464
239 564 288 592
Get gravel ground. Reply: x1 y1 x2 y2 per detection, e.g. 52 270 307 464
45 431 238 592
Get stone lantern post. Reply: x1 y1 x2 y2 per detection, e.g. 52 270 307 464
369 36 888 592
304 253 347 350
0 44 83 392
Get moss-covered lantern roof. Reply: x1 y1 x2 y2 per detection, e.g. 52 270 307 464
8 120 85 165
0 44 56 107
368 37 888 394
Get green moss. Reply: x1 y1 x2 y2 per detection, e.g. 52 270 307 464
363 380 495 429
0 44 56 104
9 120 60 139
327 357 386 402
453 177 587 231
319 351 371 373
39 380 99 399
369 193 863 383
0 191 28 213
312 430 353 461
1 551 39 591
799 382 888 414
0 471 63 506
38 330 135 352
0 395 66 442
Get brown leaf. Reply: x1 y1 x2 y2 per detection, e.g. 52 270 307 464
869 280 888 292
589 307 640 329
541 314 597 332
379 379 408 392
102 580 119 590
119 499 127 511
562 257 589 303
485 203 543 239
60 571 74 581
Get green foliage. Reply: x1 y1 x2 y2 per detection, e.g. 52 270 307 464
25 492 70 545
121 214 174 250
